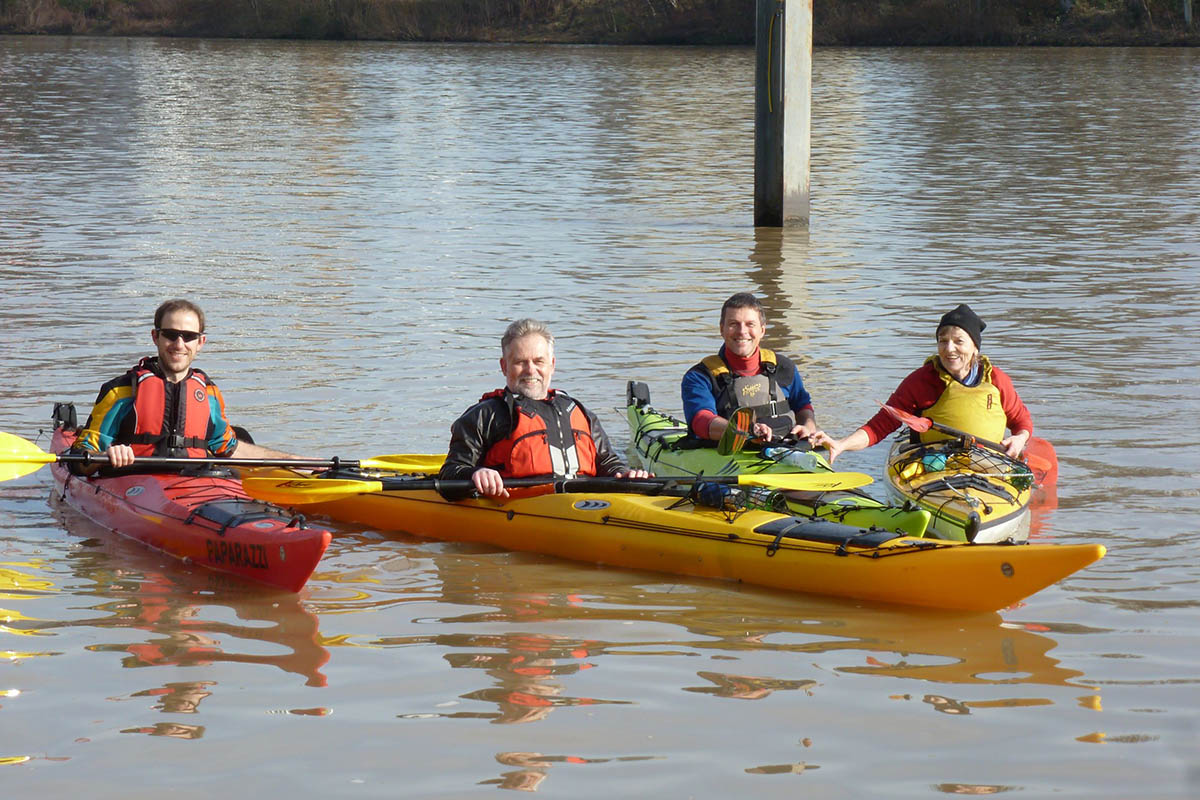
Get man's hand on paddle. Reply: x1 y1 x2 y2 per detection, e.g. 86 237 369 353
471 467 510 499
613 469 653 480
105 444 136 468
471 466 655 498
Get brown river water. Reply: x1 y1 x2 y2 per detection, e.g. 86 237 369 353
1 37 1198 797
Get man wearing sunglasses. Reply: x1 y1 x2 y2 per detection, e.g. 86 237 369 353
71 298 296 471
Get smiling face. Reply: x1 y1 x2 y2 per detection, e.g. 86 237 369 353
936 325 978 380
151 309 206 383
720 306 766 360
501 333 555 400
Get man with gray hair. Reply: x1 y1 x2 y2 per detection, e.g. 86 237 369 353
439 319 649 499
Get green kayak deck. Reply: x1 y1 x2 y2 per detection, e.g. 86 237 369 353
626 382 932 538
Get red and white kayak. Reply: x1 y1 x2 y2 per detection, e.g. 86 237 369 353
50 426 330 593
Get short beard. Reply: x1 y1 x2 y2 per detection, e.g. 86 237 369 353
511 379 547 400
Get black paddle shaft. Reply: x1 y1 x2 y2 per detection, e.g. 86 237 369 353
54 452 362 470
339 473 716 496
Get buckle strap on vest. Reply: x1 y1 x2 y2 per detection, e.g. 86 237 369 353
702 348 779 383
704 349 784 420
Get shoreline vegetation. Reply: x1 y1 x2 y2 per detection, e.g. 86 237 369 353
0 0 1196 45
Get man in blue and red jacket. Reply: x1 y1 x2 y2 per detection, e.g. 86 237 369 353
682 292 823 444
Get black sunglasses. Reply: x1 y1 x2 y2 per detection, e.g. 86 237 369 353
155 328 203 343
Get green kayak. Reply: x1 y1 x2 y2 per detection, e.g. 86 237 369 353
626 381 932 538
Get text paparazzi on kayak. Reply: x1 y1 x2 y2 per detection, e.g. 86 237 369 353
68 298 307 472
813 303 1034 463
437 318 651 500
682 292 824 444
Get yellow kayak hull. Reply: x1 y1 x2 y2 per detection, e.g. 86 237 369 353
296 482 1101 612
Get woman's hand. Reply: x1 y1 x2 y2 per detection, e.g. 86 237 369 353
1002 430 1031 460
809 431 845 464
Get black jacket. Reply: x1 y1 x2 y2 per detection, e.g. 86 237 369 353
437 388 626 499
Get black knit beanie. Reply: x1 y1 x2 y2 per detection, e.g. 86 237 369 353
937 304 985 349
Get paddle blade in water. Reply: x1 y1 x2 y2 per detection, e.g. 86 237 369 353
0 432 58 481
242 477 383 505
1027 437 1058 488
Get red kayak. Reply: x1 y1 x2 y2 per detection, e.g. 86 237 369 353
50 425 331 593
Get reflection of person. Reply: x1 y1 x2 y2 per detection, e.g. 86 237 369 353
815 304 1033 463
495 769 548 792
438 319 649 499
682 293 821 443
685 671 817 700
121 722 205 739
70 299 302 471
133 681 215 713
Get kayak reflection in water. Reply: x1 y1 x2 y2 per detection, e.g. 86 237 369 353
813 303 1034 463
437 318 651 500
67 298 309 473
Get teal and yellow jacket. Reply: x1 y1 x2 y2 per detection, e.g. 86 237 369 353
74 357 238 458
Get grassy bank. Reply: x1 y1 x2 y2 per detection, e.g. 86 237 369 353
1 0 1196 45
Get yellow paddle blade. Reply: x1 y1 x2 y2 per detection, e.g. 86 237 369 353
358 454 445 473
737 472 873 492
0 432 57 481
242 477 382 505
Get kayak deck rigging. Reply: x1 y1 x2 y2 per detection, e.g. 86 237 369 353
885 436 1033 543
314 468 941 560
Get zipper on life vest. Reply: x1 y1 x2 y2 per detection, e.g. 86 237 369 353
551 406 579 478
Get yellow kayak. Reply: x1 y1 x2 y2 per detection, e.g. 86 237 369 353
886 438 1032 543
246 469 1103 612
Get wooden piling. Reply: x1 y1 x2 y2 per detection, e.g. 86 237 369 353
754 0 813 227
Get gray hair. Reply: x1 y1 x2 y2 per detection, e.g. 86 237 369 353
501 318 555 355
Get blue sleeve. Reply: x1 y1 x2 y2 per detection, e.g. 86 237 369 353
205 389 239 456
76 377 136 452
681 367 718 429
84 397 134 451
783 369 812 412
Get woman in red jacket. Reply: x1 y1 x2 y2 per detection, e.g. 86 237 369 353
816 304 1033 464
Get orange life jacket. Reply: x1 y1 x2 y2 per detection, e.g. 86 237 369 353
480 389 599 481
128 365 212 458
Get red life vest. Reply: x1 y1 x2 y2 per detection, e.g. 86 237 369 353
128 364 212 458
480 389 599 481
